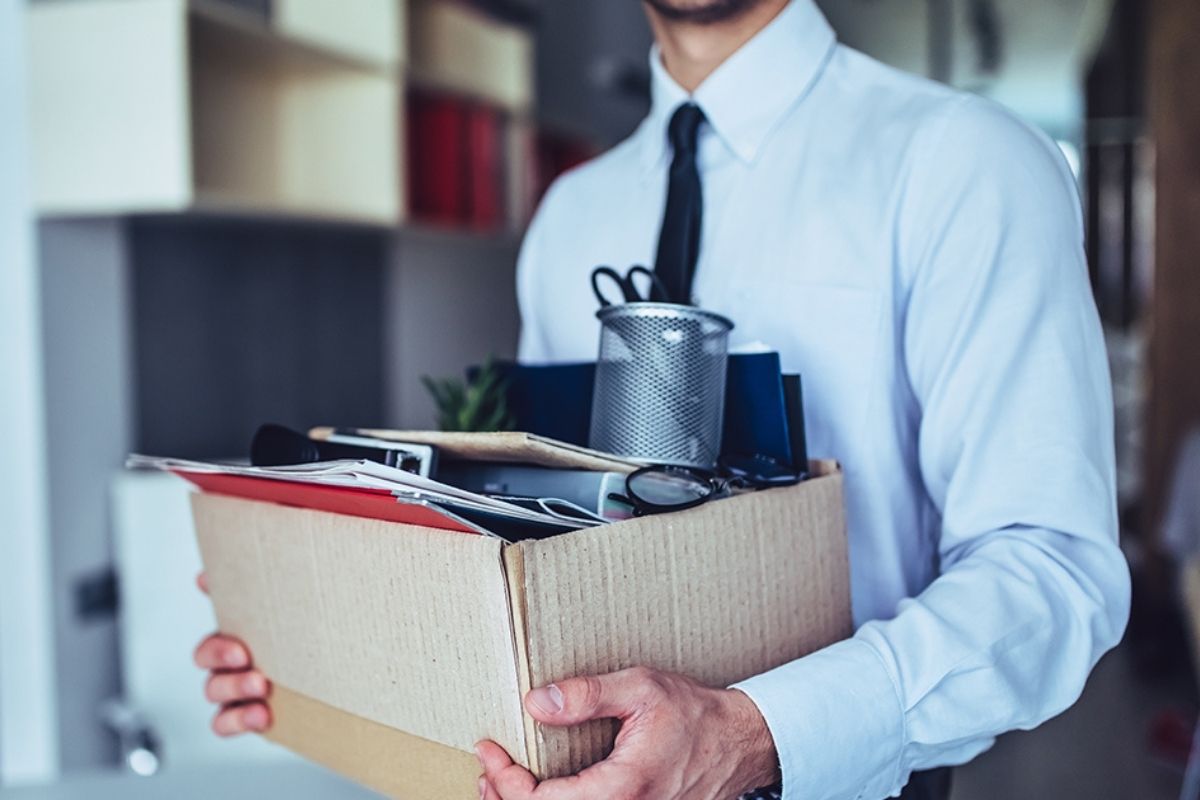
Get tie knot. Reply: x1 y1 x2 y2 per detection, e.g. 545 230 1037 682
667 103 706 156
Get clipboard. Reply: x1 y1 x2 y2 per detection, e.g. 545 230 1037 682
308 428 640 474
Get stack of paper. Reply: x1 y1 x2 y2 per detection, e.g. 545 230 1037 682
126 455 602 541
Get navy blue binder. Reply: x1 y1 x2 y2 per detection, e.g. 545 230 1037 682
493 353 801 467
499 361 595 447
721 352 792 466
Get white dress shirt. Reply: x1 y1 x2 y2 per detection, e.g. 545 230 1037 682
515 2 1131 798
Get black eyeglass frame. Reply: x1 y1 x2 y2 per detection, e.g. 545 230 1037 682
610 455 804 517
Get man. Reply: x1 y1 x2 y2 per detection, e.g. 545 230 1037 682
193 1 1131 798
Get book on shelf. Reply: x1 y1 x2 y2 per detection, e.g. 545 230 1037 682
467 104 504 230
407 88 507 232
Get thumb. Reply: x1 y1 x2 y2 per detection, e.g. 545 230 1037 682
524 669 656 726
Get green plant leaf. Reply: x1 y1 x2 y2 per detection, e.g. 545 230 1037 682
421 355 516 432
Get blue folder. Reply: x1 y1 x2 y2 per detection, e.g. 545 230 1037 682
494 353 800 468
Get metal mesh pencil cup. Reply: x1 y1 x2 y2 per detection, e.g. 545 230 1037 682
589 302 734 469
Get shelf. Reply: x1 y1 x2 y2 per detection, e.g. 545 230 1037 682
27 0 535 228
189 7 401 224
126 208 527 246
186 0 400 72
407 0 534 113
29 0 402 224
271 0 405 67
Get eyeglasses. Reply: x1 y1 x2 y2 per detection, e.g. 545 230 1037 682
609 454 804 517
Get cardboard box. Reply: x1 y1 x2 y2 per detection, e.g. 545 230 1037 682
192 460 851 799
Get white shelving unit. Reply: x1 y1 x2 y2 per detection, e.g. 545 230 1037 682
28 0 535 229
23 0 536 777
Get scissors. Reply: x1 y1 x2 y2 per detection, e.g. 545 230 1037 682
590 265 669 308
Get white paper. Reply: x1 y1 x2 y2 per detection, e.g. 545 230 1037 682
125 455 593 530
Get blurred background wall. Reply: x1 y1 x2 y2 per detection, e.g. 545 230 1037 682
2 0 1200 797
0 0 58 785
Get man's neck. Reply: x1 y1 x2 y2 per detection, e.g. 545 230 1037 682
646 0 790 93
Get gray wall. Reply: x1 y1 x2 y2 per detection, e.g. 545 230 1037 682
535 0 653 147
386 230 522 429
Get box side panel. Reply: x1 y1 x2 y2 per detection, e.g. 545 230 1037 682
267 684 480 800
519 473 851 777
191 493 527 764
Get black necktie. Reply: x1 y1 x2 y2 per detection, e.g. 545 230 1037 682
653 103 706 305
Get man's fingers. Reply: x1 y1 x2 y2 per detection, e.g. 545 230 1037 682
476 739 628 800
524 667 659 726
193 634 250 670
196 572 209 595
480 777 501 800
489 762 539 799
503 762 631 800
205 670 270 704
476 741 537 800
211 702 271 737
475 740 514 774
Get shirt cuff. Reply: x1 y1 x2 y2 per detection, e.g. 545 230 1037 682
731 637 906 800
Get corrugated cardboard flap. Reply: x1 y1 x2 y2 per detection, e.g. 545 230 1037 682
508 462 850 779
266 685 483 799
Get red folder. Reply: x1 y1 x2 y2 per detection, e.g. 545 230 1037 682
175 471 483 535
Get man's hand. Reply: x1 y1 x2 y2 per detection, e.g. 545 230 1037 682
475 666 780 800
192 572 273 737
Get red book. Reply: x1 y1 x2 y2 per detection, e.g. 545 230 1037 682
466 103 503 231
408 90 468 226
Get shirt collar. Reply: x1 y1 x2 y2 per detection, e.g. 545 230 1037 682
639 0 837 174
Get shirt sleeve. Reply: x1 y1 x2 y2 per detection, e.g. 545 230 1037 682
733 96 1131 800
